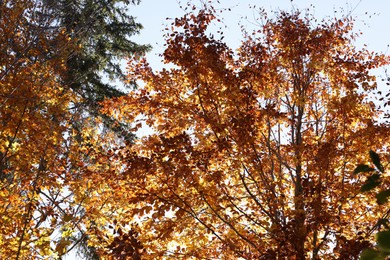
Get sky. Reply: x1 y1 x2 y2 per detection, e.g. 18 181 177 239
130 0 390 70
65 0 389 258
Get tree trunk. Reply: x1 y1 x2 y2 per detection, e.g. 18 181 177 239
294 105 306 259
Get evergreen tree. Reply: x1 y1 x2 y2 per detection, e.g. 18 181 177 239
42 1 150 257
44 0 150 100
43 0 150 140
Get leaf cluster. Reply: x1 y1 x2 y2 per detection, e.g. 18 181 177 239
356 151 390 260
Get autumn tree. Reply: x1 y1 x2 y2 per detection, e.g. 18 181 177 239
0 1 79 257
103 6 390 259
0 0 147 258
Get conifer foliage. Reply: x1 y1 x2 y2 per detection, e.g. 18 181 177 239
44 0 150 101
43 0 151 139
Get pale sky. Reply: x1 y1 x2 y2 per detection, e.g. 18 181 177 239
65 0 389 259
130 0 390 69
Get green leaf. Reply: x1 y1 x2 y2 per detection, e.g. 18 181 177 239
370 150 385 173
354 164 375 174
360 174 381 192
369 174 381 182
360 248 385 260
377 190 390 205
361 181 381 192
377 219 390 229
376 231 390 252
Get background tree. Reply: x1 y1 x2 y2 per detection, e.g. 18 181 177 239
42 0 150 139
0 1 78 257
103 5 390 259
0 0 148 258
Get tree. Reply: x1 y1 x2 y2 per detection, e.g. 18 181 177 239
103 6 390 259
42 0 151 139
0 1 79 257
37 1 151 256
42 0 150 97
0 0 147 258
